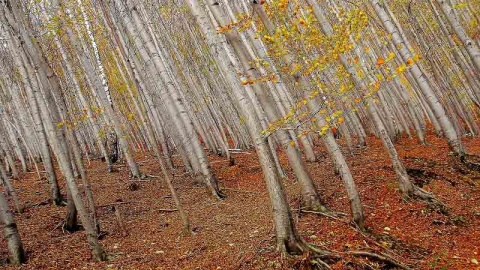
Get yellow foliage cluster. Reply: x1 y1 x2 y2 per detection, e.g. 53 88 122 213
240 73 278 86
216 13 253 34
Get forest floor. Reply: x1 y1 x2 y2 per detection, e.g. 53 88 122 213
1 131 480 269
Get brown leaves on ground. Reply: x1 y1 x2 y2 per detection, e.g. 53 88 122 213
1 131 479 269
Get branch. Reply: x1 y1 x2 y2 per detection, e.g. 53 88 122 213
155 208 178 212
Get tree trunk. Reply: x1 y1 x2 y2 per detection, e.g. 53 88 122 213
0 190 25 264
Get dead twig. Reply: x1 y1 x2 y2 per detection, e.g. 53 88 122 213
155 208 178 212
294 208 346 221
97 201 134 208
129 179 153 182
51 220 64 233
224 187 259 194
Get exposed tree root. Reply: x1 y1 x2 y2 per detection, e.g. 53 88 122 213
410 186 449 215
411 186 435 200
348 251 411 270
308 202 330 213
278 238 335 269
280 238 411 270
310 258 332 269
463 160 480 171
295 195 331 217
302 243 338 270
460 153 480 172
212 189 227 199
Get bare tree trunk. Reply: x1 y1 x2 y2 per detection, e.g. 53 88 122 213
253 2 364 226
0 190 25 264
371 0 464 157
64 188 78 232
1 1 106 260
0 159 23 213
188 0 318 254
77 0 141 177
437 0 480 73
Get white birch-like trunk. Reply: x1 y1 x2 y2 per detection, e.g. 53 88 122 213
371 0 464 156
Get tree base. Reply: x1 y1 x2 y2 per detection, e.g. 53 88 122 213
406 186 449 214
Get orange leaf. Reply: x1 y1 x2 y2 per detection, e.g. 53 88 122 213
376 57 385 66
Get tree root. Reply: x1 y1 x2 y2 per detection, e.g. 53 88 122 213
304 242 336 258
460 154 480 172
310 258 332 269
348 250 411 270
212 189 227 199
278 238 336 269
411 186 449 215
302 242 339 270
278 236 412 269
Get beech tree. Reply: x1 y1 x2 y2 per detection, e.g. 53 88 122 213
0 0 479 266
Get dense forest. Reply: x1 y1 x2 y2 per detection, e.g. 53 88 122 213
0 0 479 269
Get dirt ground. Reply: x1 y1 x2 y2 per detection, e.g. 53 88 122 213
1 131 479 269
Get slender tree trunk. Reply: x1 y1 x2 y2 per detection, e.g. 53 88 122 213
437 0 480 73
253 2 364 226
188 0 311 253
371 0 464 157
0 191 25 265
0 158 23 213
1 1 106 260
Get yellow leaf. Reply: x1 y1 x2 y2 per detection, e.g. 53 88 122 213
387 52 395 60
396 64 407 73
